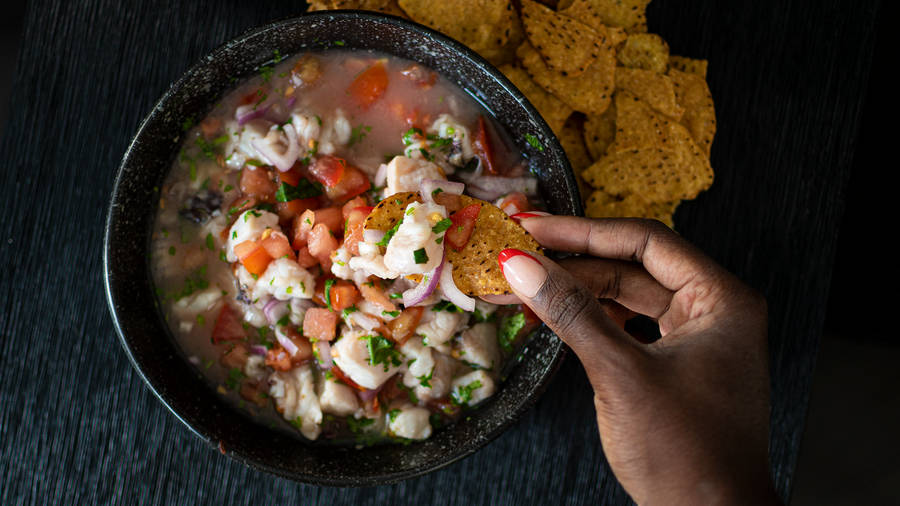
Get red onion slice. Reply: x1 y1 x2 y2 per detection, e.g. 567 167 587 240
420 179 465 203
251 123 299 172
275 327 300 357
249 345 269 356
263 298 290 326
236 104 270 126
357 384 383 403
439 260 476 311
315 340 333 370
402 252 444 307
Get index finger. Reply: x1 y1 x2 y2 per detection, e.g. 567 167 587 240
519 216 721 292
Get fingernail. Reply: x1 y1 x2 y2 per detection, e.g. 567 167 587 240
497 249 546 298
510 211 551 224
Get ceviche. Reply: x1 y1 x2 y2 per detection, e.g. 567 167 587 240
151 50 543 445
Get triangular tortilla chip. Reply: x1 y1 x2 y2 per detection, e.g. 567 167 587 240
517 40 615 116
521 0 603 76
557 0 651 34
615 67 684 120
668 68 716 157
398 0 517 56
616 33 670 74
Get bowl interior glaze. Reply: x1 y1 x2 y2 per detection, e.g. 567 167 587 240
104 10 582 486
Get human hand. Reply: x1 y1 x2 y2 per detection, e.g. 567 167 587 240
494 214 780 506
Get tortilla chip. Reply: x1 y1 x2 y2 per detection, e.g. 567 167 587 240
517 40 615 116
398 0 517 56
500 64 573 136
520 0 603 76
557 115 593 174
478 7 525 66
617 33 669 74
615 67 684 120
668 68 716 157
582 91 713 202
364 192 542 296
308 0 408 17
557 0 651 34
582 104 616 160
584 189 678 228
668 55 708 79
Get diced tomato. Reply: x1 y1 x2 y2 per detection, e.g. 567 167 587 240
291 209 317 249
341 196 369 220
342 206 372 255
326 165 371 203
328 281 361 312
277 166 304 187
295 246 318 268
276 197 319 224
347 61 388 109
239 86 268 106
497 192 532 216
358 280 396 312
307 223 338 271
330 363 366 391
235 240 273 276
473 115 498 175
240 166 277 201
309 155 346 188
387 306 424 345
265 347 293 371
283 326 314 361
211 304 247 343
314 207 344 235
220 342 249 370
260 230 294 261
445 204 481 251
303 307 340 342
433 192 462 213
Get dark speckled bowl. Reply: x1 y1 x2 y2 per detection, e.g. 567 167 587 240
104 11 581 486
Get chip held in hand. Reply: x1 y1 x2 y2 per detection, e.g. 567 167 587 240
365 191 543 296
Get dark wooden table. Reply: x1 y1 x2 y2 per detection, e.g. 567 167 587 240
0 1 880 503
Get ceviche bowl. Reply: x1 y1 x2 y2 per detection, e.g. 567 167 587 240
104 10 581 485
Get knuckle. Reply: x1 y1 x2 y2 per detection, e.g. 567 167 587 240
538 275 596 338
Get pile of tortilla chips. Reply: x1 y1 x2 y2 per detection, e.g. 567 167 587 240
308 0 716 228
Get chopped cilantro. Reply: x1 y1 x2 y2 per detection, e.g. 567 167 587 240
341 306 359 319
382 310 400 318
324 279 335 311
275 179 323 202
413 248 428 264
205 233 215 251
225 367 245 390
361 334 402 371
431 218 452 234
524 133 544 151
417 368 433 388
388 409 401 423
389 293 403 299
432 300 461 313
450 380 483 406
498 312 526 352
402 127 422 146
376 220 402 247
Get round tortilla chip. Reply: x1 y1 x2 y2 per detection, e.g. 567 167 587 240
364 192 542 296
520 0 603 76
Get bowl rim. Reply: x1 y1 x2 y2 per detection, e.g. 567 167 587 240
104 9 579 486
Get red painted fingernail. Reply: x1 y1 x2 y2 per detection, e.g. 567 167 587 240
497 249 546 298
510 211 551 223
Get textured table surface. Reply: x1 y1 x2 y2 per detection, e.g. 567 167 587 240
0 0 880 504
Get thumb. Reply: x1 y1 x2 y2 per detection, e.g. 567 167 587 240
497 249 637 379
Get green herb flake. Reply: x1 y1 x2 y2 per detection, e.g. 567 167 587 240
431 218 452 234
413 248 428 264
225 368 245 390
361 334 402 371
450 380 483 406
388 409 401 423
498 312 526 352
382 310 400 318
524 133 544 151
205 233 215 251
324 279 335 311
